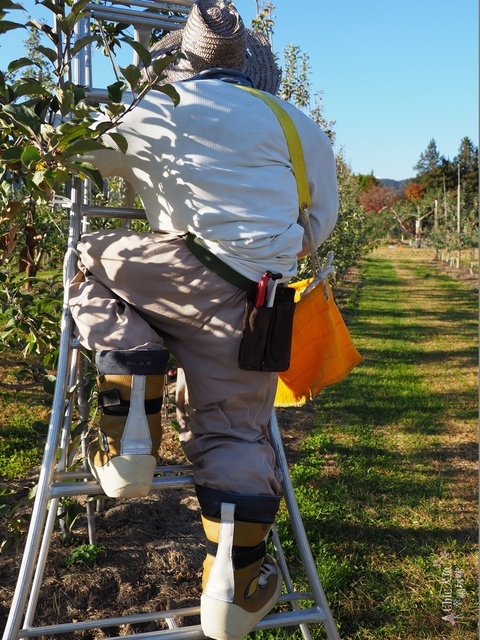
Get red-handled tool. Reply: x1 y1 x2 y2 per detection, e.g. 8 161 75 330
254 272 272 307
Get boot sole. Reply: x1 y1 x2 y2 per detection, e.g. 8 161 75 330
200 561 283 640
89 454 156 499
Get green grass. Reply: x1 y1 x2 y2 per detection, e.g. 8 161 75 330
0 363 50 479
269 248 478 639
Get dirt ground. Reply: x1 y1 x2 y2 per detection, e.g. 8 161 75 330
0 249 476 638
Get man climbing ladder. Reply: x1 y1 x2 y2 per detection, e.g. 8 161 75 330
69 1 339 638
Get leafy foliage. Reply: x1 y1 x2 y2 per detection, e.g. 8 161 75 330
359 184 399 213
251 1 276 39
321 152 369 279
62 542 103 568
0 484 36 555
0 0 181 279
0 270 63 361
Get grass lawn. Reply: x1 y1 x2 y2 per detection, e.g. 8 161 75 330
272 245 478 639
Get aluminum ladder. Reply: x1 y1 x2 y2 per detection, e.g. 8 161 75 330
2 2 341 638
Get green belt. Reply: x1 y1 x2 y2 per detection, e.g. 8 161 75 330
183 232 256 292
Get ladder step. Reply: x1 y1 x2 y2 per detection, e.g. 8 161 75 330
85 1 193 30
50 468 195 498
18 605 327 639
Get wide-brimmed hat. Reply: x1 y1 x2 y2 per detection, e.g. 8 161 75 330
144 0 282 95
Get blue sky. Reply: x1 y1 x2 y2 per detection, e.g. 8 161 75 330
234 0 479 181
1 1 478 180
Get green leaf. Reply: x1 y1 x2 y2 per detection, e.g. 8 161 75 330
7 57 39 73
108 132 128 154
72 84 86 104
120 36 151 69
56 15 75 35
29 20 58 46
55 87 76 116
156 83 181 107
104 102 125 119
0 20 25 34
71 34 99 57
0 83 15 104
36 45 58 63
55 127 90 150
152 54 182 77
20 145 41 168
72 162 104 191
38 0 64 15
72 0 92 16
0 146 23 161
2 103 41 136
32 170 47 187
107 81 124 103
91 120 116 136
61 138 106 159
14 80 47 99
42 374 56 396
0 0 25 10
119 64 141 90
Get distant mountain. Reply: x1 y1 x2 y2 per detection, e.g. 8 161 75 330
379 178 410 194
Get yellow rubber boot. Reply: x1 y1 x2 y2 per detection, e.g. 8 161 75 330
89 349 169 499
201 502 282 640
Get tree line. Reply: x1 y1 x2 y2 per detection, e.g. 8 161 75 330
357 137 478 264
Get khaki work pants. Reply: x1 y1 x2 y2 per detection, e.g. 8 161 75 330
69 229 282 497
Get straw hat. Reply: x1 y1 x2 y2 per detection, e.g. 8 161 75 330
145 0 282 95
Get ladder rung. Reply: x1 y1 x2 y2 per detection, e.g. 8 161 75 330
88 0 194 11
18 605 327 639
86 5 189 30
80 205 147 219
49 473 195 498
53 463 193 481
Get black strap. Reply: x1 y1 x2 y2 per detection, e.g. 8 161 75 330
183 232 256 292
195 484 281 523
98 389 162 416
206 540 267 570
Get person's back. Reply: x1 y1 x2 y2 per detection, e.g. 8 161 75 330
85 78 337 282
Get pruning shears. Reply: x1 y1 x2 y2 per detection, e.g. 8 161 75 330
255 271 282 307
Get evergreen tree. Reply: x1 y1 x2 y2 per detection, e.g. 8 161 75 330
356 172 379 192
454 137 478 206
413 140 456 193
454 136 478 173
413 139 441 175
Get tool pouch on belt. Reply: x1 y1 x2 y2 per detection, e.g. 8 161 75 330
238 285 296 372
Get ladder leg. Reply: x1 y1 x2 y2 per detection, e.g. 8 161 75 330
21 347 81 634
269 410 341 640
271 526 314 640
76 355 98 544
2 319 74 640
2 197 82 640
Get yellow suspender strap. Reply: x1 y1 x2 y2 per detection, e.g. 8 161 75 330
235 85 311 212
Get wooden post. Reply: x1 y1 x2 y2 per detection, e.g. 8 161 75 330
457 165 461 268
434 199 439 260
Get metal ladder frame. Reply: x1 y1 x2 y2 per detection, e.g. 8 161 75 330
2 3 341 638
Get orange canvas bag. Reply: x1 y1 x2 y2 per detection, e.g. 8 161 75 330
275 274 362 406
